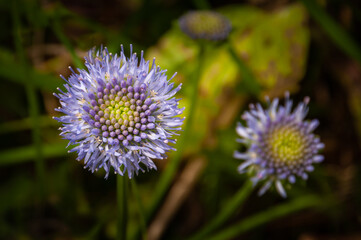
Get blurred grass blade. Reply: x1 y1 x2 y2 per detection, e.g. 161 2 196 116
25 85 45 196
0 142 67 165
51 6 83 69
0 115 59 134
209 195 325 240
0 51 61 91
12 0 45 198
188 180 253 240
301 0 361 63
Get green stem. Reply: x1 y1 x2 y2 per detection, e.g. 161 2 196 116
117 175 128 240
130 180 147 240
188 180 253 240
227 41 261 97
301 0 361 64
208 195 323 240
185 43 205 137
12 0 45 199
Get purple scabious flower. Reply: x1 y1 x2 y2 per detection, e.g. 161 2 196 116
234 93 324 197
179 10 231 41
54 45 184 178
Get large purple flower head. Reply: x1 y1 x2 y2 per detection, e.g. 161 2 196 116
235 93 324 197
54 45 184 178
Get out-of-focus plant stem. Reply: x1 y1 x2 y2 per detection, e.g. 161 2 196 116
227 41 261 97
12 0 45 200
130 179 147 240
188 180 253 240
117 175 128 240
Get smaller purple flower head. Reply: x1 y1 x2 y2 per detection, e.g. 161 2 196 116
54 45 184 179
179 10 231 41
234 92 324 197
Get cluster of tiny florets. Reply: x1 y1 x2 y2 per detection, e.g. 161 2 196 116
54 45 184 178
179 10 232 41
234 93 324 197
86 78 157 146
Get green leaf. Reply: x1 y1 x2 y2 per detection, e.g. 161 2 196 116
224 3 310 98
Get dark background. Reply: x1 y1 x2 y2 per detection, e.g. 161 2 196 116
0 0 361 239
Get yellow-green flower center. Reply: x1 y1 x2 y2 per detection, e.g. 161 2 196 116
87 79 156 145
268 127 305 164
179 11 231 40
191 13 225 34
